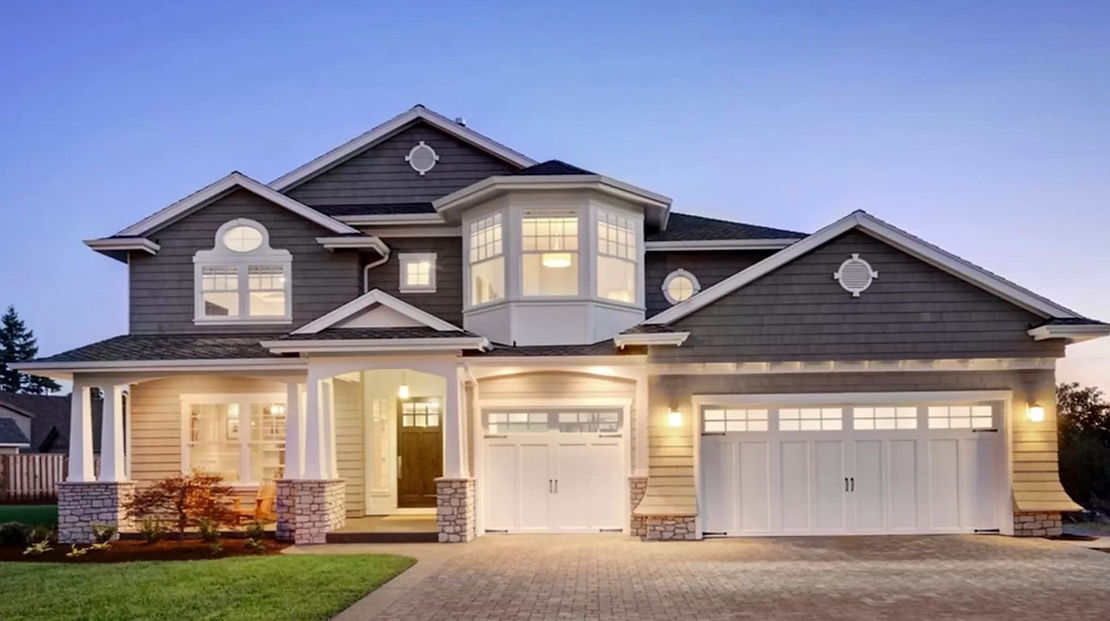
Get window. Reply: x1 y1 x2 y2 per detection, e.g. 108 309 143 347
703 408 768 432
401 399 441 428
853 407 918 430
184 395 286 484
927 405 994 429
469 213 504 305
779 408 843 431
522 215 579 296
399 253 436 292
194 219 291 323
597 211 637 303
662 269 700 304
485 409 621 434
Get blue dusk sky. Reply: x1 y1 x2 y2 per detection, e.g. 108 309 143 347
1 1 1108 391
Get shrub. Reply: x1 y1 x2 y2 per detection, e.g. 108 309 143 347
244 538 266 554
90 541 111 551
197 518 220 543
0 522 31 547
22 539 52 556
29 525 55 544
126 470 235 545
209 541 224 556
139 519 166 544
91 522 118 544
245 520 265 540
65 544 88 558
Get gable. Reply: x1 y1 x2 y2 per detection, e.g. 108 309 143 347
336 304 427 329
654 229 1065 363
284 120 521 210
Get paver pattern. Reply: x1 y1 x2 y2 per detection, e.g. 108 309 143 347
375 534 1110 620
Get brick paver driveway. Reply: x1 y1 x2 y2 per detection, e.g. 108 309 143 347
372 534 1110 620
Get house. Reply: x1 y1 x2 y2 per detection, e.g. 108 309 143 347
0 391 103 455
15 105 1109 544
0 419 30 454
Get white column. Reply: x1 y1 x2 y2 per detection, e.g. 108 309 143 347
321 379 338 479
283 382 304 480
442 367 468 479
98 384 127 482
303 377 325 480
67 383 94 482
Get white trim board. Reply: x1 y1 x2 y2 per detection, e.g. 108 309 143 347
613 332 690 348
316 236 390 254
650 357 1056 376
644 239 796 252
10 358 306 380
84 237 161 255
292 289 461 334
115 172 359 237
1028 324 1110 343
261 336 490 354
269 105 536 191
646 210 1083 325
691 390 1013 408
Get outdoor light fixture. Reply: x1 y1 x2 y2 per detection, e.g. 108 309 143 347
541 252 572 268
398 371 410 400
1027 403 1045 423
668 410 683 427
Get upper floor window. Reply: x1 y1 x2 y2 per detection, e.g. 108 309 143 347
663 269 700 304
597 211 637 303
400 253 437 293
194 219 292 324
522 215 578 296
469 213 504 306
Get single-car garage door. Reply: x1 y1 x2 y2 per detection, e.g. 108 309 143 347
482 408 626 533
699 392 1008 536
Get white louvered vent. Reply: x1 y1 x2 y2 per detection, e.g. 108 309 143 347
405 141 439 175
833 254 878 297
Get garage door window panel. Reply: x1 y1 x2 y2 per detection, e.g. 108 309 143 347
703 409 768 432
853 407 918 430
779 408 842 431
928 405 993 429
486 409 622 434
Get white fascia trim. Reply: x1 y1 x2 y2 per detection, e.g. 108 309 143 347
1028 324 1110 343
316 236 390 254
292 288 462 334
644 239 796 252
335 213 448 226
261 337 490 354
269 106 536 191
84 237 161 255
357 225 461 238
651 357 1056 376
10 358 306 379
116 172 359 237
613 332 690 348
647 210 1081 325
691 390 1013 407
433 175 672 220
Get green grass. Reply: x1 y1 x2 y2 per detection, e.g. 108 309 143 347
0 554 414 621
0 505 56 527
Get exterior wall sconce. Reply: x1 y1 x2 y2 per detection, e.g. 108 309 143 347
668 410 683 427
1027 403 1045 423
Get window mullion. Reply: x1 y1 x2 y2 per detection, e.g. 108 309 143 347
239 400 251 484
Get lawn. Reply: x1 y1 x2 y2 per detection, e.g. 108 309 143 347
0 505 56 527
0 554 414 621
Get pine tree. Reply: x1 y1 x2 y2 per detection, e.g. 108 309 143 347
0 305 61 394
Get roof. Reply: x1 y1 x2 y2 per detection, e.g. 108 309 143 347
510 160 596 176
313 202 436 218
647 212 807 242
292 289 464 335
0 418 29 446
467 341 641 357
0 391 102 452
30 334 284 363
279 327 470 340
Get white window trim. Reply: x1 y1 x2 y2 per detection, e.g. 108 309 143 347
398 253 437 293
520 212 581 298
662 269 701 305
180 392 286 487
467 211 507 308
595 210 639 305
193 219 293 325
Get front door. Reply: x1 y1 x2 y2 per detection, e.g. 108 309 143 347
397 398 442 508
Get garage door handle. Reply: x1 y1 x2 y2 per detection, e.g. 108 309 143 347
554 479 559 493
850 477 854 492
845 477 849 492
548 479 553 493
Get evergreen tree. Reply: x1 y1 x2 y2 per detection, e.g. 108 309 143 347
0 305 61 394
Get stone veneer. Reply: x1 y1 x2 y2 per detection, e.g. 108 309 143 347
275 479 346 545
57 481 135 544
436 478 475 543
1013 511 1062 537
644 515 698 541
629 476 648 538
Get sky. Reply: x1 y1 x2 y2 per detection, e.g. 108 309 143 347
0 1 1108 391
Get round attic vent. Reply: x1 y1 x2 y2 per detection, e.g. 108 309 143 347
834 254 878 297
405 141 439 175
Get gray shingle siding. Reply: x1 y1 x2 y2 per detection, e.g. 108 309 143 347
130 189 361 334
653 229 1064 362
646 250 776 317
285 121 519 207
365 236 464 326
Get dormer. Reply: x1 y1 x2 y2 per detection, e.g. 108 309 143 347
434 161 671 346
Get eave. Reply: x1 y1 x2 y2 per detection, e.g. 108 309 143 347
260 337 490 355
316 236 390 255
613 332 690 349
9 358 305 381
644 239 795 252
1027 324 1110 343
84 237 161 262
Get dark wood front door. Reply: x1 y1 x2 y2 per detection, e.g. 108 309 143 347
397 398 442 508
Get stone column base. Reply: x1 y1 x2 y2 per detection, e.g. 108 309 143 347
436 477 475 543
1013 511 1062 537
58 481 135 544
275 479 346 545
629 476 648 538
643 515 698 541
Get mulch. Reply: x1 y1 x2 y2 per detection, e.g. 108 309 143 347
0 538 288 563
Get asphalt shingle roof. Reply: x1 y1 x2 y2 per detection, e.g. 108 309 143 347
648 212 806 242
0 392 102 452
33 334 285 363
510 160 596 176
0 418 30 445
466 340 641 357
312 202 436 217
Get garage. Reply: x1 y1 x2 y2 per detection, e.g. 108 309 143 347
481 408 626 533
698 392 1009 536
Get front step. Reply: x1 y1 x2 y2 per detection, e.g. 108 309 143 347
325 531 439 544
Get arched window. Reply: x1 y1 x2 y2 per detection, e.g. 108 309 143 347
194 219 292 323
662 269 700 305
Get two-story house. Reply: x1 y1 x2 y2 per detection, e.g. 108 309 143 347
18 105 1109 544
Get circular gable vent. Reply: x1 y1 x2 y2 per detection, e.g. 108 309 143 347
834 254 878 297
405 141 439 175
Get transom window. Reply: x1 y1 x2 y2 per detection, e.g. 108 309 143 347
703 408 768 432
522 215 579 297
485 409 621 434
928 405 994 429
401 399 441 428
399 253 436 293
194 219 291 323
779 408 843 431
183 394 286 484
469 213 504 305
853 407 918 430
597 211 637 303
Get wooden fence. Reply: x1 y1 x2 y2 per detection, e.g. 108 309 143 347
0 454 100 503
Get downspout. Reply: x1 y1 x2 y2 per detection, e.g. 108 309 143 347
363 249 391 293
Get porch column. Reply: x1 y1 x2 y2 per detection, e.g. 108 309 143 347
67 383 94 482
442 367 468 479
98 384 127 482
284 382 304 480
303 378 325 479
321 378 338 479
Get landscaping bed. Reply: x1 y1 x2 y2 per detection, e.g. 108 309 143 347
0 537 288 562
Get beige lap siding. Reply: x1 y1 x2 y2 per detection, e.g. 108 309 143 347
1009 374 1079 512
332 378 365 516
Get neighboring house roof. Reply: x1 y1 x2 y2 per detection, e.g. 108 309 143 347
0 392 102 453
646 212 807 243
0 418 30 446
510 160 596 176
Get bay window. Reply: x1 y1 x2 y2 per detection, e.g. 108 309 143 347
183 394 286 484
194 219 291 323
522 215 579 296
597 211 637 303
469 212 504 305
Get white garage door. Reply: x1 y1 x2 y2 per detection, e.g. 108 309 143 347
700 394 1007 536
482 409 625 533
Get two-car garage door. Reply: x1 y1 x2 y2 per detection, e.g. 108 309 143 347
700 394 1007 536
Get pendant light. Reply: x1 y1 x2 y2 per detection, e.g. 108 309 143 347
398 370 410 400
541 233 572 268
